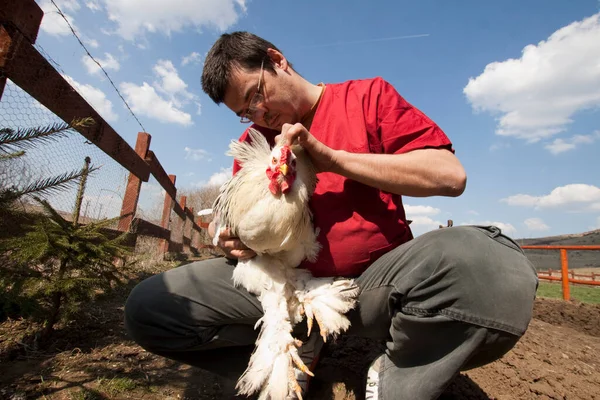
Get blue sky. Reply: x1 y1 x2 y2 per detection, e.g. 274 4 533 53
21 0 600 238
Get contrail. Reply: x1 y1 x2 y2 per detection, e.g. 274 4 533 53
300 34 430 49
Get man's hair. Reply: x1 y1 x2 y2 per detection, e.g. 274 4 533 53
201 31 290 104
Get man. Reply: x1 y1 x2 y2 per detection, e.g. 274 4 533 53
125 32 538 399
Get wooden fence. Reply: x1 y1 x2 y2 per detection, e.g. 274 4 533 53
0 0 210 257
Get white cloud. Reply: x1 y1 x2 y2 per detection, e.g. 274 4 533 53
182 51 203 66
486 221 517 235
100 0 247 40
63 75 118 122
462 220 517 235
82 53 120 75
593 216 600 230
119 82 192 126
207 167 232 187
409 216 443 233
524 217 550 231
404 205 441 216
153 60 196 107
84 38 100 48
184 147 211 161
86 0 102 11
56 0 81 11
119 59 198 126
467 210 479 216
404 204 444 236
544 131 600 154
502 184 600 209
464 13 600 143
39 0 79 36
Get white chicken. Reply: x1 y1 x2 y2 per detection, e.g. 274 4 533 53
211 128 360 399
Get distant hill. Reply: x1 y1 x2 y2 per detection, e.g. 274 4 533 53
515 229 600 270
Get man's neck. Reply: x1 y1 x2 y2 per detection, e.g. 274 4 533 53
300 82 325 129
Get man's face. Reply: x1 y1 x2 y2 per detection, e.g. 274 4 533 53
223 59 301 131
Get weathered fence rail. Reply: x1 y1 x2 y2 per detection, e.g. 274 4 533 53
0 0 209 258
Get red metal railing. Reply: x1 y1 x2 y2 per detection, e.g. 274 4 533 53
521 245 600 301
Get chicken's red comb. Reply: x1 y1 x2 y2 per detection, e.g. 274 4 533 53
279 145 292 164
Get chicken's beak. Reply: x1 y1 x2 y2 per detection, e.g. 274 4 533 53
279 164 289 176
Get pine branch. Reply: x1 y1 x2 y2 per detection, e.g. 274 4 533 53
0 118 95 152
32 197 71 231
3 165 100 202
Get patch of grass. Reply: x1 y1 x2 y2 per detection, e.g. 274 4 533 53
537 281 600 304
96 377 138 396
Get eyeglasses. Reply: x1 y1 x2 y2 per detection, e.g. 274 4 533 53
240 59 265 123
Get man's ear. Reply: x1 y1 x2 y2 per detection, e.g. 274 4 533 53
267 48 288 71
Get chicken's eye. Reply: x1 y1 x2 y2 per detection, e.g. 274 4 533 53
272 157 277 164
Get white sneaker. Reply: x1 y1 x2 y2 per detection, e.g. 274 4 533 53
288 332 324 399
365 354 383 400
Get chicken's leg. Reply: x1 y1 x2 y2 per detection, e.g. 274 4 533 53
233 258 314 399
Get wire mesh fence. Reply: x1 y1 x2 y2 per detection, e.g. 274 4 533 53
0 79 131 229
1 2 210 260
136 175 165 226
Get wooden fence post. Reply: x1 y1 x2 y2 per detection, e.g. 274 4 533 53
169 196 186 253
193 217 204 250
183 205 192 254
0 0 44 105
118 132 151 232
188 207 197 252
159 174 176 256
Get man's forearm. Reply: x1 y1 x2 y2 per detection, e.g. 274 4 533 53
330 148 467 197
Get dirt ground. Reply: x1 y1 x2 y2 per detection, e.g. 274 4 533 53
1 268 599 400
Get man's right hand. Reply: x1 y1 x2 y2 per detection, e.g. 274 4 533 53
216 227 257 260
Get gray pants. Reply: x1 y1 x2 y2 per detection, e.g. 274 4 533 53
124 225 538 399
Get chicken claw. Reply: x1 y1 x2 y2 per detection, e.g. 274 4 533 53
304 303 314 337
288 364 303 400
304 303 328 342
286 339 314 400
288 341 315 377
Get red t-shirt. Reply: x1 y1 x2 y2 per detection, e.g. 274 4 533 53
233 77 453 277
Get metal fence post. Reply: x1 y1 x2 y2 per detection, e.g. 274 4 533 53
560 249 570 301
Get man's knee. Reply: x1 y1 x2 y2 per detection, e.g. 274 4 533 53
124 273 171 350
123 269 208 352
463 329 521 371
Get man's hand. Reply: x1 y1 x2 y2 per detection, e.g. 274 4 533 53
216 227 256 260
276 123 339 173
